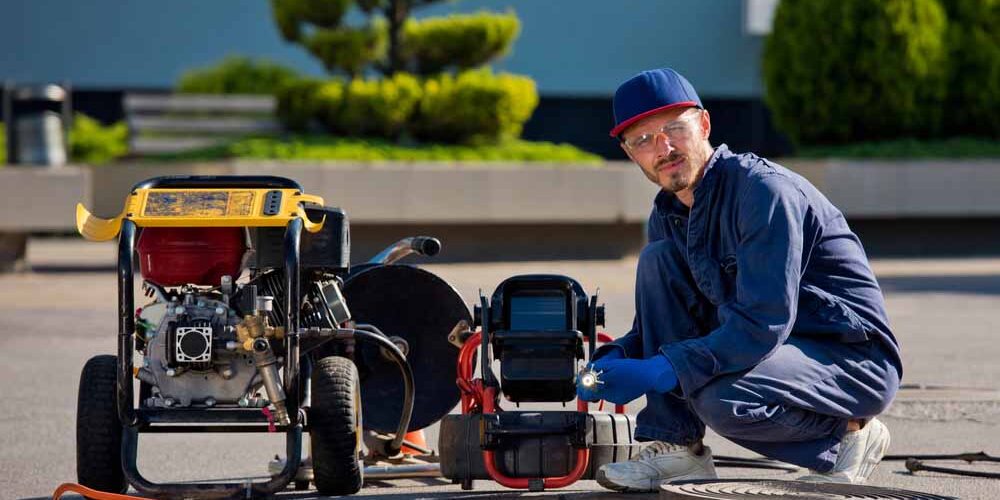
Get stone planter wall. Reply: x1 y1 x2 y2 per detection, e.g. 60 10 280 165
1 158 998 263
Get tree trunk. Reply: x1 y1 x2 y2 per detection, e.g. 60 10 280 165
385 0 409 75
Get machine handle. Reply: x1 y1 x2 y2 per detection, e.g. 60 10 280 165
482 448 590 490
367 236 442 265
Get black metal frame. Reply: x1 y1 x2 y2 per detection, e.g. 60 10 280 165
113 178 306 498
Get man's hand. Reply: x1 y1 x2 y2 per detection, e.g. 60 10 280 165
585 354 678 405
576 346 626 402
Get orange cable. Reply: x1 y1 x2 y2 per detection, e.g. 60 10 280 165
52 483 149 500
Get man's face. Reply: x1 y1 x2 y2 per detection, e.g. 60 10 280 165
620 107 711 196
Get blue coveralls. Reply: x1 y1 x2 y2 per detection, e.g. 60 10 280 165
602 144 903 471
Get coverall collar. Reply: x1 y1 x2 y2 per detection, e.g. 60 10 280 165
653 143 730 217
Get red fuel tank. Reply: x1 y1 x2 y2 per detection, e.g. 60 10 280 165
136 227 245 286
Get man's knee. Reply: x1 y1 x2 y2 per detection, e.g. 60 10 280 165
689 377 763 438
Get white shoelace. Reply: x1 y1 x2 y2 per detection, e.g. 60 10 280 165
635 441 689 461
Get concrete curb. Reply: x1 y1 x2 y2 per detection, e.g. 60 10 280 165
1 159 998 260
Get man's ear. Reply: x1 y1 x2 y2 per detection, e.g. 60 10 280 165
700 109 712 140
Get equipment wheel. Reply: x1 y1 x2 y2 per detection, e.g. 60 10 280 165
76 354 128 493
311 355 363 495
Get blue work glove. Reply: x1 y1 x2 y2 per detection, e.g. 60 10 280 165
576 346 626 402
588 354 678 405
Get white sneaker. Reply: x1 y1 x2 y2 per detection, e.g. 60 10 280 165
596 441 718 492
798 418 891 484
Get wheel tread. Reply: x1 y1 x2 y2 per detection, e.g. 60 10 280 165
311 356 363 495
76 354 128 493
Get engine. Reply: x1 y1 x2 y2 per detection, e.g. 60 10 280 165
130 218 350 423
135 281 284 411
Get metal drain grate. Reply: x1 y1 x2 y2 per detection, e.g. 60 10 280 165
659 479 956 499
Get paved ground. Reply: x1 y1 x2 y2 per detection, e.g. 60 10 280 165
2 238 999 499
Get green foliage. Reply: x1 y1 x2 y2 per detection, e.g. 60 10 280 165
939 0 1000 137
276 78 324 132
154 135 602 163
763 0 949 146
313 79 348 133
401 11 520 75
305 26 387 77
796 137 1000 158
412 69 538 144
337 73 422 138
266 2 536 143
270 0 352 42
310 75 423 139
69 114 128 165
176 56 301 95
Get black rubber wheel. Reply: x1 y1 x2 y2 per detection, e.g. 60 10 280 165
76 354 128 493
311 356 363 496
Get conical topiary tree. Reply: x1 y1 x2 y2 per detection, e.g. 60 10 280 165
270 0 519 77
270 0 534 144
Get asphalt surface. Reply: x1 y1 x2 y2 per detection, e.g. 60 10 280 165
2 238 999 499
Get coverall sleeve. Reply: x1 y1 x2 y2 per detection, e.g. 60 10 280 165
593 206 665 361
593 316 642 360
662 175 808 395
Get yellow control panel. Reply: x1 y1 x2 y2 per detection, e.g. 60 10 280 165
76 188 325 241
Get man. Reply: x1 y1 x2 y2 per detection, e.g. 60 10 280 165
577 68 903 492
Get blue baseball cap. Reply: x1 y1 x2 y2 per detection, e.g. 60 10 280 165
610 68 703 138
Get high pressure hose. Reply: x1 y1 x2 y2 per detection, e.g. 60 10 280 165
318 307 416 457
351 325 415 456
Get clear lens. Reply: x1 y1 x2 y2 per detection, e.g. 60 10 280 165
624 112 699 153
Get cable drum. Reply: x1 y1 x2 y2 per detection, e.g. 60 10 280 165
342 264 472 432
659 479 957 500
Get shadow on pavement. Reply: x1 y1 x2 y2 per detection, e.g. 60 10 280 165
878 275 1000 295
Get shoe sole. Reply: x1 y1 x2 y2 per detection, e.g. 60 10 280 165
596 469 717 493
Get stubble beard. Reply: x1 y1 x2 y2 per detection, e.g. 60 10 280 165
651 153 692 192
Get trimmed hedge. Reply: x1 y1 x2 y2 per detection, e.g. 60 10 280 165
164 135 602 163
276 78 324 132
305 26 386 77
411 69 538 144
940 0 1000 137
338 73 422 138
401 11 520 75
274 70 538 145
270 0 352 42
763 0 949 145
176 56 300 95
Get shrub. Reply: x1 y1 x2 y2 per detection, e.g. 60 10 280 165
270 0 352 42
69 114 128 165
222 136 603 163
305 26 387 77
176 56 300 95
939 0 1000 137
276 78 324 132
401 11 520 75
312 79 347 134
412 69 538 144
762 0 949 145
335 73 422 138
